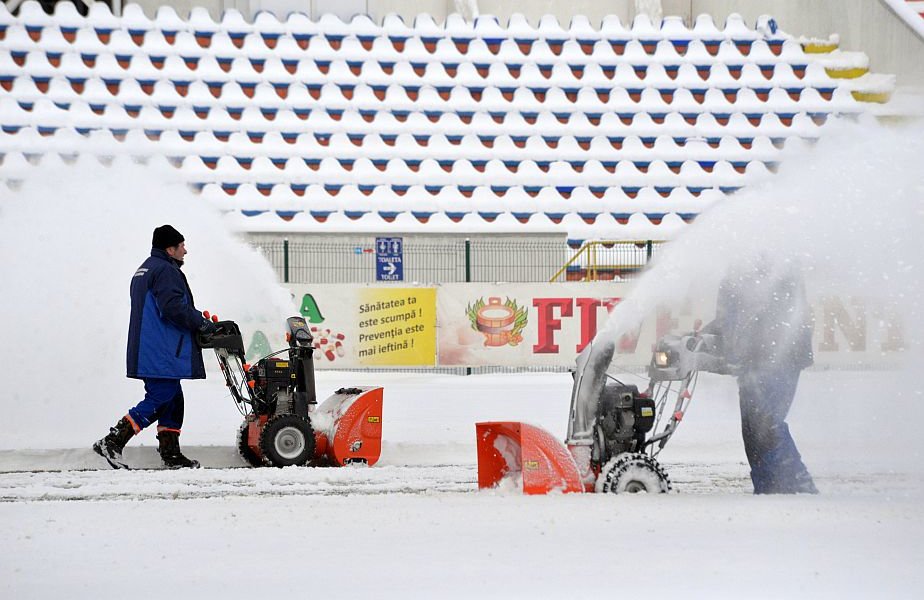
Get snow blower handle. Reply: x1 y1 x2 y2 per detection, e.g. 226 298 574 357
196 315 245 357
197 317 257 411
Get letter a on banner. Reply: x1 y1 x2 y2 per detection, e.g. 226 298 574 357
300 293 325 323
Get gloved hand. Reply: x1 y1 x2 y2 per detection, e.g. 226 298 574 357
198 319 220 336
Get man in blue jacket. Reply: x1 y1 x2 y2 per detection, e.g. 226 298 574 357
94 225 218 469
701 254 818 494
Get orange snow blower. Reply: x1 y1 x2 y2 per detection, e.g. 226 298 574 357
477 332 723 494
199 316 383 468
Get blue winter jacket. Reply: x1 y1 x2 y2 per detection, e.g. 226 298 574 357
126 249 207 380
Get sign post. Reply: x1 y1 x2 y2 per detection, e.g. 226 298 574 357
375 237 404 282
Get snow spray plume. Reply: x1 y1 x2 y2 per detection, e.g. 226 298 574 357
598 117 924 360
589 117 924 472
0 151 295 449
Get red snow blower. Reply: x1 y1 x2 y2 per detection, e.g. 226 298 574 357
477 332 723 494
199 316 383 468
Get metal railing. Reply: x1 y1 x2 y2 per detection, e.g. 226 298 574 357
549 240 665 282
253 238 663 284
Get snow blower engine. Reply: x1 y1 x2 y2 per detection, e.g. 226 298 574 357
198 315 383 468
476 332 723 494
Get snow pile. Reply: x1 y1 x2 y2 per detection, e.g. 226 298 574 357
840 72 898 94
816 49 871 70
797 33 841 47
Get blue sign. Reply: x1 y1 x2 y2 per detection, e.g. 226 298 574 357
375 237 403 281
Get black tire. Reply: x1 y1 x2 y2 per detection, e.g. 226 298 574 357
259 414 315 467
236 418 263 468
596 453 672 494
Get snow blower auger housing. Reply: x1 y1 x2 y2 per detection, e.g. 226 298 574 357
476 332 722 495
199 316 383 468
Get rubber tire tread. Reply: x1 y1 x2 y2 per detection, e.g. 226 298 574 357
236 419 264 468
259 414 315 468
597 453 672 494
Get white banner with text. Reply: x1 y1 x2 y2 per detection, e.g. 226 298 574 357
241 284 909 370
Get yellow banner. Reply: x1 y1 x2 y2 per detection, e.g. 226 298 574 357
356 288 437 366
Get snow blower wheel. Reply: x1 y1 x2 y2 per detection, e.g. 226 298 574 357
236 419 262 467
260 414 315 467
595 453 672 494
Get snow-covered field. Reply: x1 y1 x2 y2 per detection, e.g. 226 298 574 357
1 370 922 599
2 115 923 597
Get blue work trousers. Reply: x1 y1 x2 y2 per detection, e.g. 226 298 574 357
738 369 818 494
127 378 185 432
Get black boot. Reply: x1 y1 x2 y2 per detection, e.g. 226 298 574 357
157 430 200 469
93 416 136 469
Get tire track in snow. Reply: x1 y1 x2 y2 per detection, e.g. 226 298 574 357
0 458 914 502
0 465 478 502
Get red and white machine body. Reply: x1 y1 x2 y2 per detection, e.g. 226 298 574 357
476 333 722 494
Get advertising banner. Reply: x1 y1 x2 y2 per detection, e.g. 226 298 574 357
265 284 906 370
435 284 906 369
437 282 641 367
287 284 437 368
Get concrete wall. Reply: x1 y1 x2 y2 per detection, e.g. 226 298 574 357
458 1 630 25
125 0 924 87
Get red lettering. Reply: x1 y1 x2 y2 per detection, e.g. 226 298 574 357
618 327 642 353
532 298 573 353
575 298 601 353
592 297 641 353
575 297 619 353
602 298 621 313
656 307 677 340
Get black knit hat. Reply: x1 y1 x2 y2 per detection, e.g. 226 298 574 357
152 225 185 250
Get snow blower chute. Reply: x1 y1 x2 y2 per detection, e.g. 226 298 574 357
476 332 724 494
199 316 383 468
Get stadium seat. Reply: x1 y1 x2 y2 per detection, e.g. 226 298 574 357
0 7 887 237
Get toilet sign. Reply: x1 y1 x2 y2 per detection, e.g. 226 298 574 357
375 237 404 281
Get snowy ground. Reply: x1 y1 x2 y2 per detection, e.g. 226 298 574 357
1 370 922 599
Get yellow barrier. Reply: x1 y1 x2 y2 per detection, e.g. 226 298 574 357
850 90 892 103
802 42 839 54
825 67 870 79
550 241 660 282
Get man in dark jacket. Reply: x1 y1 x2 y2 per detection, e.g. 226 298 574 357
93 225 217 469
702 254 818 494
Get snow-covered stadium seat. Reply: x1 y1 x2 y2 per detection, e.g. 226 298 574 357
0 5 887 235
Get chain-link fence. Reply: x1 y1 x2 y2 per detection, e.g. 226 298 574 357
251 236 664 284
